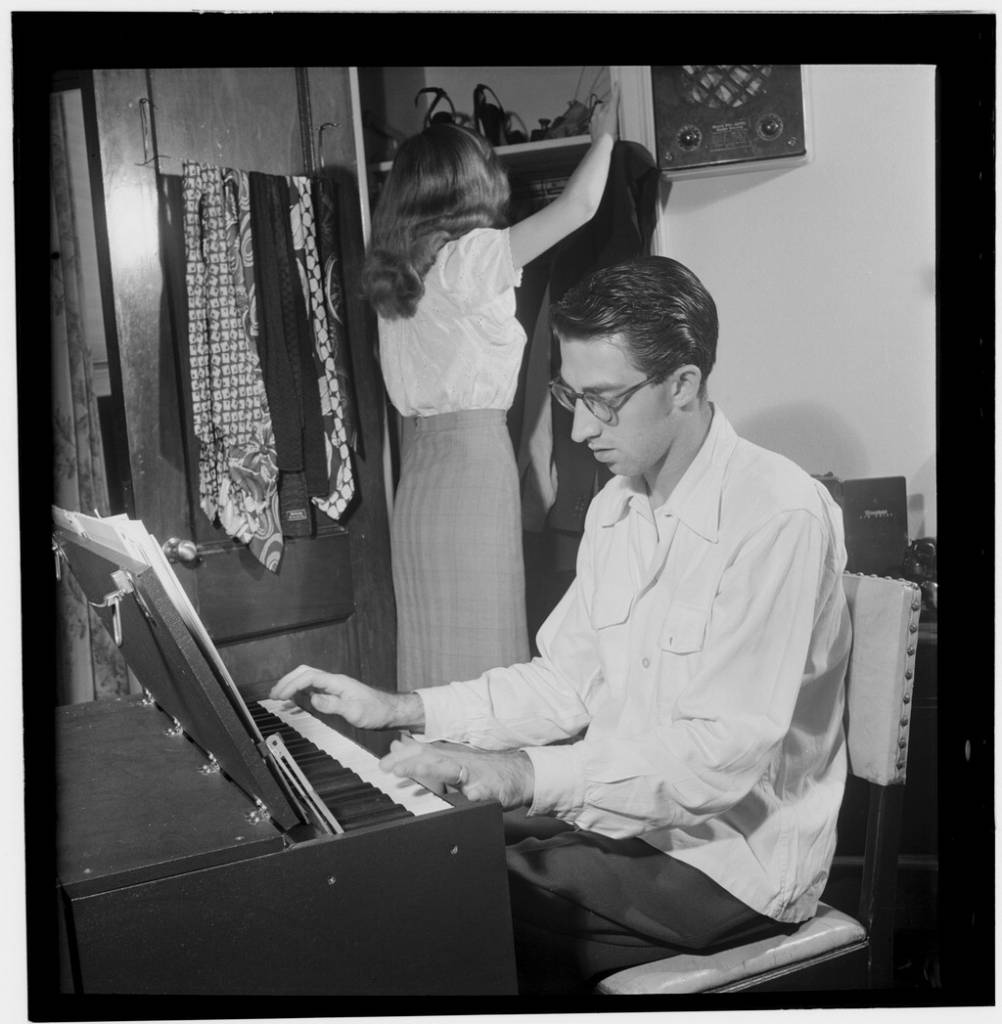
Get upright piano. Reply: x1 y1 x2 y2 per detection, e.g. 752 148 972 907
52 520 518 997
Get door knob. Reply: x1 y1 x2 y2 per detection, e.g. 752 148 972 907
162 537 200 564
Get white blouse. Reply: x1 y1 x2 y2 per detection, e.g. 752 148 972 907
377 227 526 417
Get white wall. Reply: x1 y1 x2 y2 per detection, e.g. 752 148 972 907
662 66 936 538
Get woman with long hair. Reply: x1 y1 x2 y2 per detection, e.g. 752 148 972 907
362 87 619 691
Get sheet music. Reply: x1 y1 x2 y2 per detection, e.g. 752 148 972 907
52 506 263 742
52 507 455 825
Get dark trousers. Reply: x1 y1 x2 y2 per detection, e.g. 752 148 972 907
503 810 795 995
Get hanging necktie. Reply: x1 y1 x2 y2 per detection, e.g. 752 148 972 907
290 176 355 521
219 166 284 569
248 172 329 538
182 161 282 570
312 174 360 453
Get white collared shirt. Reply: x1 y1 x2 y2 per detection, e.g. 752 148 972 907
418 407 851 922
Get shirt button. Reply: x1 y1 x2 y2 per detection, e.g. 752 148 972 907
642 657 650 668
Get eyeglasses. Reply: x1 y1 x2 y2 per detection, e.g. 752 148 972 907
548 375 660 425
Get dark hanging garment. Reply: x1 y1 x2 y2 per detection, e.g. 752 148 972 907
248 171 303 473
270 172 329 499
508 249 554 455
249 171 329 536
545 141 662 538
549 140 662 301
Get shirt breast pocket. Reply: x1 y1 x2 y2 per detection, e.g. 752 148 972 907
660 602 708 655
590 586 634 691
590 586 634 631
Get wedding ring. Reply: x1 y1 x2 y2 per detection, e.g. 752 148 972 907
455 765 468 787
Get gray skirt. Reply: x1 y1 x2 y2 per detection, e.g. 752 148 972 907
392 409 530 691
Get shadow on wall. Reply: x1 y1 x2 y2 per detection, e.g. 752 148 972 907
906 453 935 538
733 401 869 479
666 163 803 214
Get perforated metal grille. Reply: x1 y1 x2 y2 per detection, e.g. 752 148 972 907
681 65 773 109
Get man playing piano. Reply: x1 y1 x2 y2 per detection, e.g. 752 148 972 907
272 256 851 995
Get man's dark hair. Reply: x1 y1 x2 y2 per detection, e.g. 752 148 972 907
550 256 719 389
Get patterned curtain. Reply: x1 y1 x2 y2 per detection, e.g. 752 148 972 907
51 90 129 704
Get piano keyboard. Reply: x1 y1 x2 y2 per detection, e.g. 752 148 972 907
253 699 451 830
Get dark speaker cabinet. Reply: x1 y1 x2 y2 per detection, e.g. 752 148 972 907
651 64 807 177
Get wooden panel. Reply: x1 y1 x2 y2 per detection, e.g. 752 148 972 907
88 70 189 557
149 68 304 177
68 803 517 995
308 66 357 170
195 530 354 643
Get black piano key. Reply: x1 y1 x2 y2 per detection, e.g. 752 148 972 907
286 747 325 764
283 738 326 754
307 762 362 782
331 785 393 804
281 739 324 757
276 730 315 746
303 764 355 787
293 751 340 770
324 789 393 814
311 770 368 793
299 753 351 770
321 793 385 816
313 778 372 802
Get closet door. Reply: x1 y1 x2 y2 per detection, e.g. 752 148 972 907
87 68 396 721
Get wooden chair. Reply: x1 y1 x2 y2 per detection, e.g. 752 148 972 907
596 573 923 994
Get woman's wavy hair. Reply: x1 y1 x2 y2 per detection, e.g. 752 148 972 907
361 123 511 320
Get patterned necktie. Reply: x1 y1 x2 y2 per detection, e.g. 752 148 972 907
291 175 355 520
182 161 283 571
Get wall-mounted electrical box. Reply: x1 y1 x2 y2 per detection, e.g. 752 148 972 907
651 65 808 180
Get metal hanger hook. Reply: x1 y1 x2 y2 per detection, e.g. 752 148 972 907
134 96 173 168
317 121 341 169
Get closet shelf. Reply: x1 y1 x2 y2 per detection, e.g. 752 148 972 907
371 134 591 179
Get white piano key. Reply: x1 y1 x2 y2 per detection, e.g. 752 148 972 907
258 699 451 817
